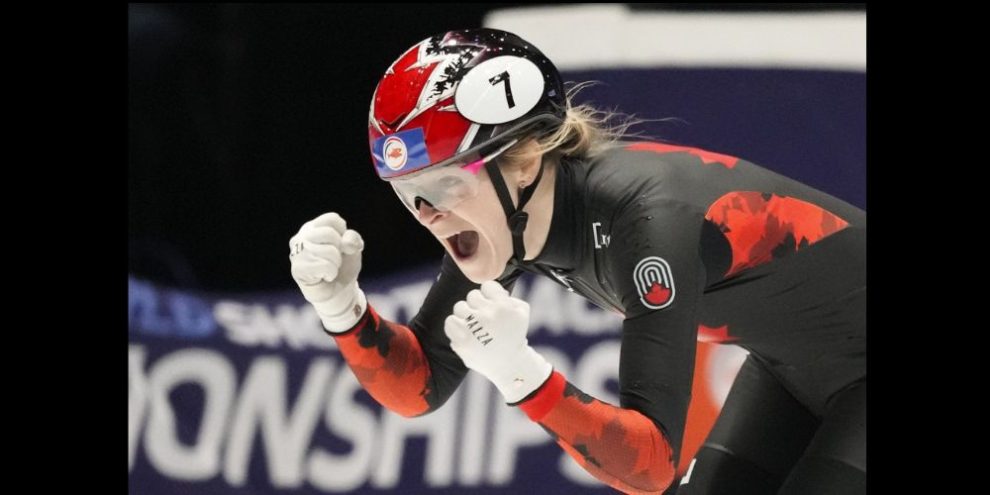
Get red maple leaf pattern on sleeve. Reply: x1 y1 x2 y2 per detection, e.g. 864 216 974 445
522 372 676 494
705 192 849 277
332 305 432 417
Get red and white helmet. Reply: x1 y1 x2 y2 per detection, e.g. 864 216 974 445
368 28 566 181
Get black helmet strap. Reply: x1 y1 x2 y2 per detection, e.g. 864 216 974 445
485 156 546 267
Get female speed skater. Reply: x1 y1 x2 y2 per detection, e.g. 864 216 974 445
289 28 865 494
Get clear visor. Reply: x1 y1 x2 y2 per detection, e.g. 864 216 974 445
391 139 518 214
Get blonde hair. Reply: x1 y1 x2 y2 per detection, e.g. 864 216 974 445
500 81 652 166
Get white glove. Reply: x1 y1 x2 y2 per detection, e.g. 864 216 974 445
289 212 367 333
444 281 552 403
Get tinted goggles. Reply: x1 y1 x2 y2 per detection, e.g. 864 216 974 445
391 139 519 214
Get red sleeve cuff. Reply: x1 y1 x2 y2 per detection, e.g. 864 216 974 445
518 371 567 422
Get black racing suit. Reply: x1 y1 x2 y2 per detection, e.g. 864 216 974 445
330 142 866 494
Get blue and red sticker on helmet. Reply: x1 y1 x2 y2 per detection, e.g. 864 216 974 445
372 128 432 179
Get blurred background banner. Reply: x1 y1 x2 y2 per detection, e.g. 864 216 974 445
129 269 748 495
129 4 864 494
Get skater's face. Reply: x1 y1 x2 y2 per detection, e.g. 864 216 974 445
406 140 542 283
412 163 516 282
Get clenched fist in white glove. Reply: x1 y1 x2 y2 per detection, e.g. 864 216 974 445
289 212 367 333
444 281 553 403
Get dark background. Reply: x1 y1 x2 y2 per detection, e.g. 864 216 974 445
128 3 866 292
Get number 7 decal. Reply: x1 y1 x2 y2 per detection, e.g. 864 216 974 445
454 56 545 125
488 71 515 108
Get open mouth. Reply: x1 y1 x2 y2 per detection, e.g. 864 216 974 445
446 231 479 259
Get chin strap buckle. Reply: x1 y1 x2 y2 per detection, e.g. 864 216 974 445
508 211 529 262
509 211 529 235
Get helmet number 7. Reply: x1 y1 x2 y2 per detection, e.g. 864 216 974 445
488 71 516 109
